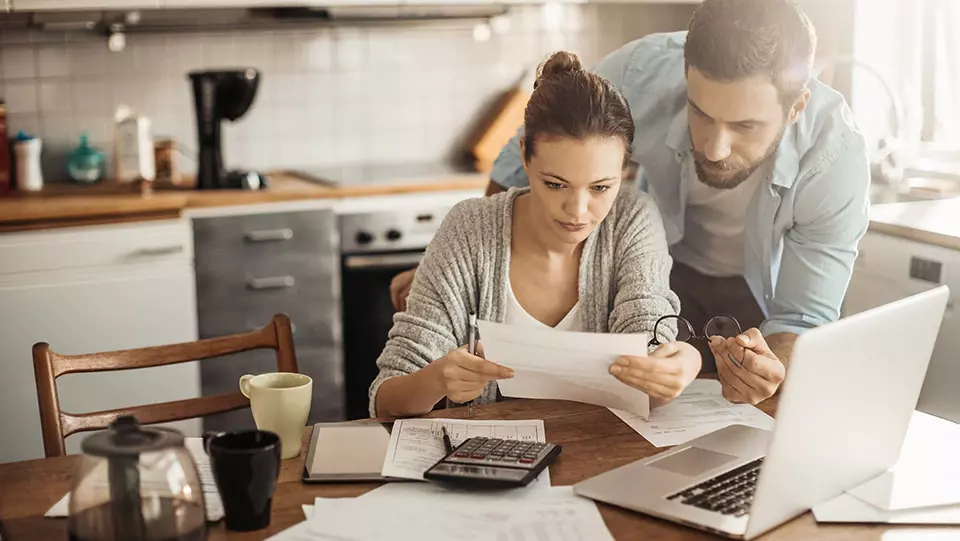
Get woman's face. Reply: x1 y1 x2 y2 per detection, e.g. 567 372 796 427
522 136 625 246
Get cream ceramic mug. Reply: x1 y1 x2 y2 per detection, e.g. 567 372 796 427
239 372 312 459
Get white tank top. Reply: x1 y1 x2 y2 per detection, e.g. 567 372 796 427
504 272 582 331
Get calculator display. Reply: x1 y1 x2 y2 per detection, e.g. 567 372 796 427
427 463 529 481
424 436 562 488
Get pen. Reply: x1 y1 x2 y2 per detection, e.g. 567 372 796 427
441 426 454 455
468 311 477 356
467 312 477 416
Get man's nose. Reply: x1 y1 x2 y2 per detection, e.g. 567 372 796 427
703 128 732 162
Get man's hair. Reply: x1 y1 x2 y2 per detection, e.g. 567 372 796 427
684 0 817 107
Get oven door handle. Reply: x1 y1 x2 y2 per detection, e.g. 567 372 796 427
344 252 424 270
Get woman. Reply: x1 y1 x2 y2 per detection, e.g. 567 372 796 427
370 51 701 418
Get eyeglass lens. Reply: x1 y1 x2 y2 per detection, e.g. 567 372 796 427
705 315 741 339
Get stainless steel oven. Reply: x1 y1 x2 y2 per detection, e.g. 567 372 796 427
339 204 456 419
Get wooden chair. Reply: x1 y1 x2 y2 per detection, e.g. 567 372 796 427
32 313 298 458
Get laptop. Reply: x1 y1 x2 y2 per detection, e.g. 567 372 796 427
917 299 960 423
574 286 949 540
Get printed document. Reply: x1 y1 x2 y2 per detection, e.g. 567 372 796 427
381 418 545 480
477 319 651 418
270 485 613 541
610 379 774 447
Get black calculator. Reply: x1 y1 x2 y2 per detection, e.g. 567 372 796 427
423 437 561 488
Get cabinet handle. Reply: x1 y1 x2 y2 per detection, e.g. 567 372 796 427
245 228 294 243
247 276 296 290
344 252 424 270
134 245 185 256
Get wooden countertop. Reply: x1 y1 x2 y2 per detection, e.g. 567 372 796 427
869 197 960 251
0 171 489 233
6 395 955 541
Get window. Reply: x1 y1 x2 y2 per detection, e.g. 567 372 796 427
922 0 960 148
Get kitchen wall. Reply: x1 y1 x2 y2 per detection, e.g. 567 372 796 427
0 2 852 183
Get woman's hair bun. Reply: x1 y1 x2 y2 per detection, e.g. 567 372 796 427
535 51 583 88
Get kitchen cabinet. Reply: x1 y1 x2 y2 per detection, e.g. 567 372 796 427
11 0 161 10
0 219 199 464
843 229 959 422
192 203 344 434
161 0 302 7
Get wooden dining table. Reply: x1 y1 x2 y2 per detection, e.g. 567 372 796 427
1 395 955 541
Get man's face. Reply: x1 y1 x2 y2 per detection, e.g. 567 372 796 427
686 67 790 189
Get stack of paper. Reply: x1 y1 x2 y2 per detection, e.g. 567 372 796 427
814 411 960 524
45 437 224 522
477 319 652 418
610 379 775 447
272 415 611 541
273 484 613 541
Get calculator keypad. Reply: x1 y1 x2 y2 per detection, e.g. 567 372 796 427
446 437 554 470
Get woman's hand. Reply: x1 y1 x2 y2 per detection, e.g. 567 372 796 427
426 342 514 403
609 342 702 405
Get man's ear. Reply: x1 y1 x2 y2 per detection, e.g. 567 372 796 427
788 88 811 124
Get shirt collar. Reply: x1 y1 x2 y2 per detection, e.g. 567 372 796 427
665 109 690 156
771 123 800 189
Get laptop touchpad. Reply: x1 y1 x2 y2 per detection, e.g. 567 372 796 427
649 447 739 477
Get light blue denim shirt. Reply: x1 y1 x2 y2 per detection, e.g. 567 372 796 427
491 31 871 337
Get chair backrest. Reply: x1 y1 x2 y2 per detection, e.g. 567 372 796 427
32 313 298 458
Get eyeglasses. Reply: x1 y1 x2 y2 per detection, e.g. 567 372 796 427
648 314 743 347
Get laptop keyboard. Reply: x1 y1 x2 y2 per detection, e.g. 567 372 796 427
666 458 764 517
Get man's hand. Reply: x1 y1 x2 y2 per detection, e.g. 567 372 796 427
609 342 702 405
709 328 785 405
389 267 417 312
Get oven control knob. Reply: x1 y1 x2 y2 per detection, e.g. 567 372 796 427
386 229 402 242
355 231 374 245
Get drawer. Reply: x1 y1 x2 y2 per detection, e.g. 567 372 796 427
196 256 341 343
192 209 338 263
0 219 193 276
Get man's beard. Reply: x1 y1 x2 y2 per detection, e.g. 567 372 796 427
693 127 784 190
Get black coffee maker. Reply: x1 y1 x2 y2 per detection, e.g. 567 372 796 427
189 69 265 190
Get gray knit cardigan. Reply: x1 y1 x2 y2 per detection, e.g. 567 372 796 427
368 187 680 416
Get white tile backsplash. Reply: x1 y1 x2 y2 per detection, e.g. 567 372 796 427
2 45 37 80
5 81 38 115
39 81 73 113
36 45 70 79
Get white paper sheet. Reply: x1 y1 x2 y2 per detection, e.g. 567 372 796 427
283 484 611 541
813 493 960 524
380 418 545 481
477 319 651 418
846 411 960 511
45 437 224 522
609 379 775 447
494 487 614 541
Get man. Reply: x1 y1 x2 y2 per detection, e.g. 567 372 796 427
392 0 870 405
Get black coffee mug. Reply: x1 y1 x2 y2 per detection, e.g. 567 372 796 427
203 429 282 532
